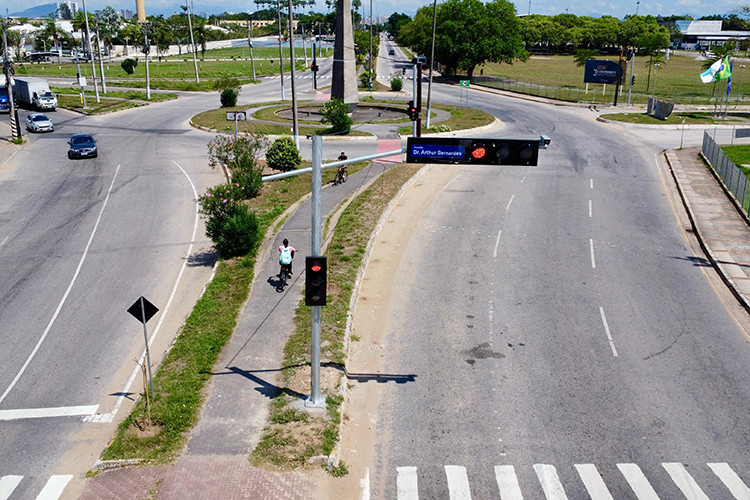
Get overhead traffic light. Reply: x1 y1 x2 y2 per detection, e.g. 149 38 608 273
305 256 327 306
407 100 419 121
406 137 541 166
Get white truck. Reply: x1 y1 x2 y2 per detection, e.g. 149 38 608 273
13 77 57 111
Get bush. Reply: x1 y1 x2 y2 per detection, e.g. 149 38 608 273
390 77 403 91
121 58 138 75
206 204 260 258
359 70 375 89
220 88 238 107
320 97 352 134
231 168 262 199
266 137 302 172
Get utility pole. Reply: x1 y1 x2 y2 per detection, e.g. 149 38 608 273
81 0 100 103
426 0 437 128
247 21 256 80
95 23 106 93
186 0 199 83
368 0 372 91
2 17 20 141
276 0 286 100
75 56 87 109
142 23 152 100
287 0 298 147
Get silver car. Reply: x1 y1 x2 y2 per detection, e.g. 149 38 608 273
26 113 54 133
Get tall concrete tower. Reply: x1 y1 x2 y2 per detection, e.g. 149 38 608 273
136 0 145 22
331 0 358 109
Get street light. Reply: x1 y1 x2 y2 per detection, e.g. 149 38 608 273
738 64 746 107
653 63 660 96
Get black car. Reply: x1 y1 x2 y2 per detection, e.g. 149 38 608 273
68 134 98 159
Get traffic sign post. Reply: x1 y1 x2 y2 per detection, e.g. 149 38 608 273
127 296 159 398
226 111 247 139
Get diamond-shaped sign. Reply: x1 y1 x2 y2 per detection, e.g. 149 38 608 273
127 296 159 324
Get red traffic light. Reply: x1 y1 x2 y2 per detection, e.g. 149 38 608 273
471 146 487 159
311 264 322 272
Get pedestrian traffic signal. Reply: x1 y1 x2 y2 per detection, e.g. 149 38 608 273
407 100 419 120
406 137 540 166
305 256 327 306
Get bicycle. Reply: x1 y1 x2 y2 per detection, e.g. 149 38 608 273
278 263 291 292
333 165 348 185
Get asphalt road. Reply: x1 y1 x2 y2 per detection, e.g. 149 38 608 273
0 96 225 498
353 87 750 498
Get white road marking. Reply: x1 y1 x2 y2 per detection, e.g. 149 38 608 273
599 307 619 357
494 465 523 500
589 200 593 218
617 464 660 500
36 475 72 500
493 230 502 258
0 476 23 500
663 463 710 500
506 195 515 211
590 178 594 189
0 405 98 421
360 467 371 500
590 238 596 269
0 166 121 405
707 463 750 499
88 160 201 423
521 176 526 183
397 467 418 500
534 464 568 499
0 235 8 247
445 465 471 500
575 464 614 500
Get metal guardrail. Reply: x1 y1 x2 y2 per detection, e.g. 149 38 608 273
702 131 749 210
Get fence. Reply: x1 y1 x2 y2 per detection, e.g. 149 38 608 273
702 131 749 211
467 75 750 107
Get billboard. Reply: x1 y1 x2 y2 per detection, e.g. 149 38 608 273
584 60 623 84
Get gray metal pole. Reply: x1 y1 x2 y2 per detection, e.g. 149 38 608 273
426 0 437 128
75 57 87 108
308 136 324 407
186 0 199 83
81 0 100 103
368 0 372 91
277 0 286 100
287 0 299 148
96 23 106 93
248 22 256 80
627 53 635 107
412 62 417 136
144 27 151 100
139 297 155 398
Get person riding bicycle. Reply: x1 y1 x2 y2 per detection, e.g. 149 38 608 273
335 152 348 185
278 238 296 278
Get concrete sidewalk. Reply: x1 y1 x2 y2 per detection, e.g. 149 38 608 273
666 146 750 312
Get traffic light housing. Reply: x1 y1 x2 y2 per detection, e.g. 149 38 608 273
305 256 327 306
407 100 419 121
406 137 540 166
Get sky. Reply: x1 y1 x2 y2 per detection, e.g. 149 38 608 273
2 0 746 22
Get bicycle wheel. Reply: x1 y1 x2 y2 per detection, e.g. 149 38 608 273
341 170 348 182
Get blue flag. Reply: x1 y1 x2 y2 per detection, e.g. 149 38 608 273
727 61 734 94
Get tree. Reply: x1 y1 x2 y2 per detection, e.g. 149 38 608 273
58 4 73 20
95 7 120 57
207 134 266 192
574 48 597 67
266 137 302 172
635 31 670 92
320 97 352 133
401 0 527 78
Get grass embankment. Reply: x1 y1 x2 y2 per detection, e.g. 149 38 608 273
52 86 178 113
101 158 420 467
604 111 750 125
251 162 423 472
476 53 742 105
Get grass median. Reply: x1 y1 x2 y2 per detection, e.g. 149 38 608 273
100 158 421 470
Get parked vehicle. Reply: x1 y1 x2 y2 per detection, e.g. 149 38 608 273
26 113 54 133
13 77 57 111
68 134 98 159
0 85 16 113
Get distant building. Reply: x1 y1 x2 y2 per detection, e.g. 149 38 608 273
56 1 78 19
120 9 133 20
674 20 750 49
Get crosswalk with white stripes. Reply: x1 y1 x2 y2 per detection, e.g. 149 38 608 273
0 474 72 500
396 462 750 499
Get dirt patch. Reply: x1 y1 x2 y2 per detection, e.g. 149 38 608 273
127 417 163 439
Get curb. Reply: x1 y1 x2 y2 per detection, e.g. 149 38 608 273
598 116 750 129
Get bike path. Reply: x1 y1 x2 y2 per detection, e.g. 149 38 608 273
79 158 400 500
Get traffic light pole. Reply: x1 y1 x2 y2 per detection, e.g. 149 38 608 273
308 135 324 407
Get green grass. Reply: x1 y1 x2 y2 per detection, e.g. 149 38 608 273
397 102 495 135
52 86 178 102
163 45 333 61
475 53 746 105
56 93 145 114
721 144 750 166
603 111 750 125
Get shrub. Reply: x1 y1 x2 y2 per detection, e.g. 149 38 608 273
320 97 352 134
231 168 262 199
266 137 302 172
220 88 238 107
121 58 138 75
359 70 375 89
390 77 403 91
207 134 266 186
206 204 260 258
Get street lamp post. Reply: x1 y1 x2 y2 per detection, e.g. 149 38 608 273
425 0 437 129
738 64 746 107
653 63 660 96
276 0 285 100
186 0 199 83
81 0 100 103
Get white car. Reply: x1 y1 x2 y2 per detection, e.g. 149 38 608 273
26 113 54 133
